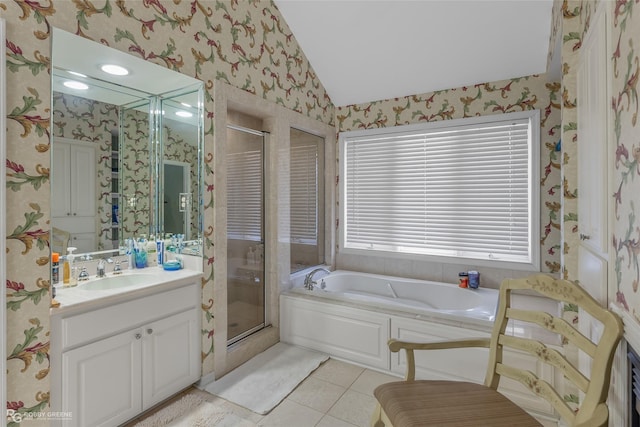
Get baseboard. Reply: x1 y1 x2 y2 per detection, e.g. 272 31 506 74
195 371 216 389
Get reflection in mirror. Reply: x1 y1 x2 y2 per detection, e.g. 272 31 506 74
160 91 202 242
50 27 204 258
290 128 325 273
119 98 153 244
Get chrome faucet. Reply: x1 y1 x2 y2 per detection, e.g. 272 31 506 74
303 268 331 290
97 258 113 278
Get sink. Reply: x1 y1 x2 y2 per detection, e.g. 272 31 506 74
79 274 154 291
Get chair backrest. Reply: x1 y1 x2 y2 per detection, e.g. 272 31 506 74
485 274 623 426
51 227 71 255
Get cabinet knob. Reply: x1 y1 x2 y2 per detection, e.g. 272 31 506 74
579 233 591 241
66 213 70 216
73 213 77 216
146 328 153 335
135 333 142 340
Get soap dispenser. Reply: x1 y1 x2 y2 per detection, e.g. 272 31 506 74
63 247 78 287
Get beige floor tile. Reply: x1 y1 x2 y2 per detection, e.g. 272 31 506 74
257 399 324 427
327 390 378 427
288 376 347 413
311 359 365 388
349 369 400 396
316 414 359 427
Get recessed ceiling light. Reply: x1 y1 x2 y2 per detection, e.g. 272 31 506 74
68 71 87 78
175 111 193 118
180 102 192 108
63 80 89 90
101 64 129 76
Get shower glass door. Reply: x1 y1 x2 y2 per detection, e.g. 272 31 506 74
226 125 266 345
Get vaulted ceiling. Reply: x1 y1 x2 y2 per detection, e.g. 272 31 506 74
274 0 557 107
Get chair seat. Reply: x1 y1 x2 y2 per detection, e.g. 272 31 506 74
374 380 542 427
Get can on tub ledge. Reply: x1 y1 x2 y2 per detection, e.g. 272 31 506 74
468 270 480 289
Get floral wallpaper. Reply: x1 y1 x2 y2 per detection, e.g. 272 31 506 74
610 1 640 318
336 74 563 275
2 0 332 422
52 92 118 251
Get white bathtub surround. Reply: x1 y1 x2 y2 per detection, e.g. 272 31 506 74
204 342 329 414
282 270 562 424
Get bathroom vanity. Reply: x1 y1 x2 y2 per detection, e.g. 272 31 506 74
49 268 202 427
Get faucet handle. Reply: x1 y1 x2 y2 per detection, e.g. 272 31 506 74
113 259 126 274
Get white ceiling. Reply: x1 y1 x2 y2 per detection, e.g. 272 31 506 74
274 0 557 107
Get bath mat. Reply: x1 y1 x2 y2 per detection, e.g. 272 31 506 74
203 342 329 414
133 392 253 427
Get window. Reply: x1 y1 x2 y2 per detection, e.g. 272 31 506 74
290 128 325 272
340 110 540 269
227 149 263 241
290 141 318 244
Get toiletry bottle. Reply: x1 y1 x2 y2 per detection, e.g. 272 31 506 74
52 252 60 285
127 238 135 270
62 255 69 285
65 247 77 287
156 237 164 266
147 235 157 267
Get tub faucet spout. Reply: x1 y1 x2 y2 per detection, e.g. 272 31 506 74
304 268 331 290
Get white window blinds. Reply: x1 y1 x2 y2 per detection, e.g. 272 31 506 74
342 111 538 265
290 144 318 244
227 150 263 241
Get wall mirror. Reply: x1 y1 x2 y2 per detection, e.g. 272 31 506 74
50 27 204 257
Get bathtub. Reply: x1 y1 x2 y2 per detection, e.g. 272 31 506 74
287 269 498 323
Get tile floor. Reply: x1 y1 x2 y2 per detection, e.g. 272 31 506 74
128 358 399 427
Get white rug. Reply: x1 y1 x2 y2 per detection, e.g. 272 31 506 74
134 393 254 427
204 342 329 414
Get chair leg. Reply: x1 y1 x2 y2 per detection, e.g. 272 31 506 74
371 403 385 427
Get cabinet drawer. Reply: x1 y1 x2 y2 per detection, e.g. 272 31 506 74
61 283 198 350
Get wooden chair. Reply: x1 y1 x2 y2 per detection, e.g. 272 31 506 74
372 274 623 427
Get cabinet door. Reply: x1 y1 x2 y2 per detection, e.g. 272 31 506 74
142 309 200 409
52 142 72 218
577 6 608 258
70 232 96 254
71 143 96 217
62 329 142 427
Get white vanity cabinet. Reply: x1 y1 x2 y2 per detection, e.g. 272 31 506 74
52 138 97 253
51 280 201 427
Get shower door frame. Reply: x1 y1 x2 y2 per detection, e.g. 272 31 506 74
226 124 269 347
